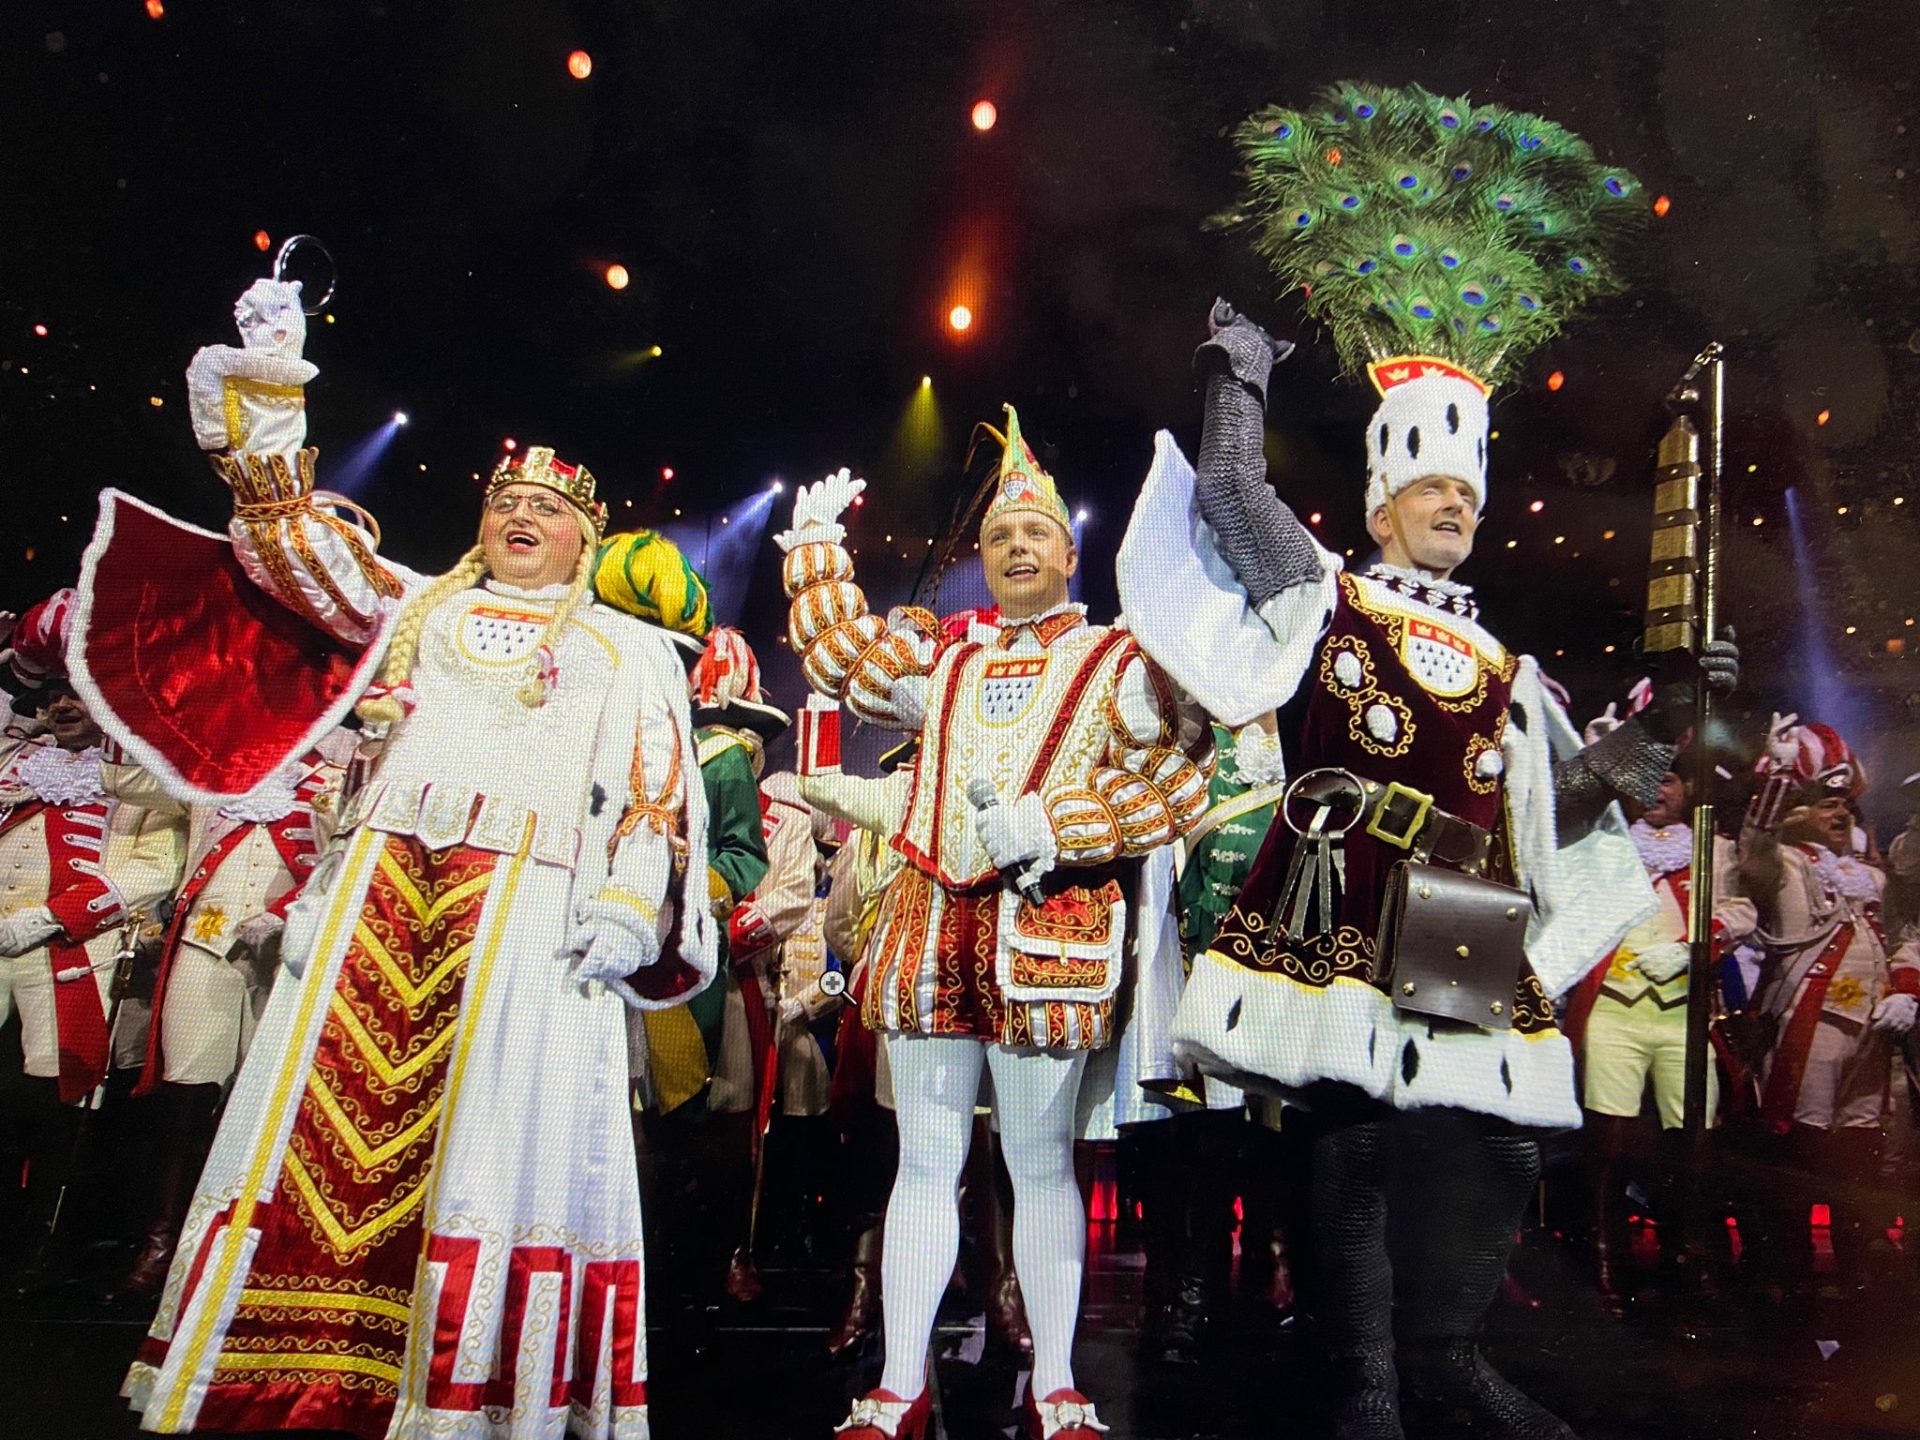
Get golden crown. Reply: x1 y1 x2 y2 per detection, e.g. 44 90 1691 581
487 445 607 533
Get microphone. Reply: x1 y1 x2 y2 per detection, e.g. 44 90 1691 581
966 777 1046 907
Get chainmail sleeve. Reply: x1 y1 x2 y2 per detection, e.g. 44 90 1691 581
1552 716 1677 838
1192 300 1325 611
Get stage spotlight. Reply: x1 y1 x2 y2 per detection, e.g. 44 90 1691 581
771 479 785 494
567 50 593 80
605 264 631 291
971 100 998 132
948 305 973 333
393 411 409 426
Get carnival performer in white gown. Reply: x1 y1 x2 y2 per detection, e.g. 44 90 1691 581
70 277 715 1440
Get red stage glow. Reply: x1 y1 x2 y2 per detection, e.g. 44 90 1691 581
605 263 630 291
1653 195 1672 218
661 467 674 482
503 438 518 452
1547 370 1565 391
567 50 593 80
971 100 997 132
253 229 271 252
145 0 164 17
32 324 47 338
948 304 973 333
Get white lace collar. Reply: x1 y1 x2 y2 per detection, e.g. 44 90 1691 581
12 742 105 806
1801 842 1884 906
1362 562 1479 620
1629 818 1693 877
483 578 571 602
218 763 304 824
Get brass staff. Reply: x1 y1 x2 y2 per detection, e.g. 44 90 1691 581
1646 343 1726 1148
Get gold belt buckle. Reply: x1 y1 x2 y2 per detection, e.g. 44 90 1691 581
1366 780 1434 851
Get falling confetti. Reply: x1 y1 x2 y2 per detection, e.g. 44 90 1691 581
1816 1340 1839 1361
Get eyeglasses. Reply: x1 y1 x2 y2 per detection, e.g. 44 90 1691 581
486 490 567 518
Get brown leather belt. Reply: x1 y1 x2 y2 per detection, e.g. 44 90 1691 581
1353 776 1493 873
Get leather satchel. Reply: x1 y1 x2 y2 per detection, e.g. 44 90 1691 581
1375 861 1534 1032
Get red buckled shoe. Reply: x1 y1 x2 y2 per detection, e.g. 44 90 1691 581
1022 1387 1110 1438
833 1387 931 1439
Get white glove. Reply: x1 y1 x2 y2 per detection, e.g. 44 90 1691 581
0 906 62 958
774 467 865 552
1582 702 1622 748
559 898 664 1008
1765 711 1801 771
234 911 285 954
778 995 806 1025
1870 992 1919 1036
972 787 1058 883
1629 942 1691 986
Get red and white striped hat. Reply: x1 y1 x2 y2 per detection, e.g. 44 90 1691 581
4 588 78 712
691 626 790 738
1758 719 1865 800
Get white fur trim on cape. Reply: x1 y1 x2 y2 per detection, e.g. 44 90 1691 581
68 490 404 809
1117 432 1338 729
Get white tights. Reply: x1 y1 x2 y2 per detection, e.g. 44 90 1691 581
877 1034 1088 1402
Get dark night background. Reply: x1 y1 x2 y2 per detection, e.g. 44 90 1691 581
4 0 1919 819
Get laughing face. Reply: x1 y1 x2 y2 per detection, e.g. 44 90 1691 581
480 483 588 589
41 691 102 753
1784 794 1856 854
981 511 1077 621
1370 474 1479 578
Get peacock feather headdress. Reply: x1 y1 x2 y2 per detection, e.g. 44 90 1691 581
1219 81 1646 392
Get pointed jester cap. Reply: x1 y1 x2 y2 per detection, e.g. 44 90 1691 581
977 405 1072 540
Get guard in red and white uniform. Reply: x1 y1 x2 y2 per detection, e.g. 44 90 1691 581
1740 717 1918 1138
101 729 355 1295
0 592 186 1100
0 590 186 1267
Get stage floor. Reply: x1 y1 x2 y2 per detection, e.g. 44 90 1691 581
10 1139 1920 1440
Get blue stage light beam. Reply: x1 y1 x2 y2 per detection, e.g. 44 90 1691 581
1783 486 1862 738
661 484 781 628
325 412 409 496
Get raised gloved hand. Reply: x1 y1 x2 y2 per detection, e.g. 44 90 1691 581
1644 629 1739 742
971 786 1057 882
1200 299 1295 399
775 467 866 552
559 896 664 1008
1630 942 1691 986
0 905 61 958
1582 702 1623 748
1764 711 1801 772
1870 992 1918 1036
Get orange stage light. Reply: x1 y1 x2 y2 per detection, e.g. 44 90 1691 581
948 304 973 333
145 0 164 18
971 100 997 132
1817 409 1831 426
1653 195 1672 218
605 263 630 291
1547 370 1565 391
567 50 593 80
253 229 271 252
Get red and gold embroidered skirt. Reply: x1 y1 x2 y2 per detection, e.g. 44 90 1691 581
176 838 494 1437
861 867 1118 1051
